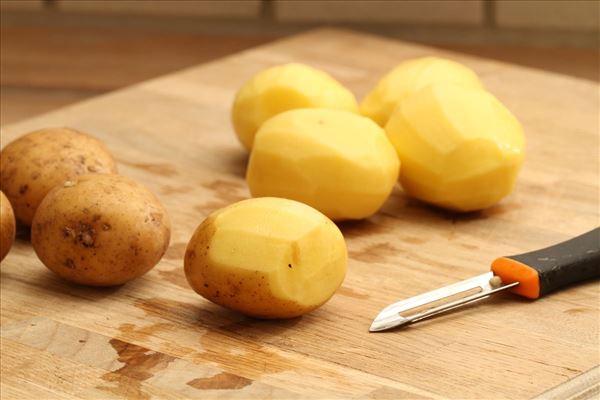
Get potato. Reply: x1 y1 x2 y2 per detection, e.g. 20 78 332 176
31 174 171 286
184 197 347 318
0 127 117 226
361 57 482 126
385 83 525 211
232 63 358 150
0 191 16 262
246 108 400 221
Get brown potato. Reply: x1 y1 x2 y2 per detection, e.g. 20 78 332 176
0 191 16 262
31 174 171 286
184 198 347 318
0 127 117 226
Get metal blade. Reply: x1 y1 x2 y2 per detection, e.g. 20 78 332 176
370 272 519 332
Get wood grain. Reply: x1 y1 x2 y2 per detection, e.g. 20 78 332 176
0 28 598 399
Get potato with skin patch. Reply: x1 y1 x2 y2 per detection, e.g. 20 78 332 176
31 174 171 286
246 108 400 221
361 57 483 126
232 63 359 150
0 127 117 226
0 191 16 262
184 197 347 319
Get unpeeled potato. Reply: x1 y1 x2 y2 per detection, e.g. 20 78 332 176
0 128 117 225
0 191 16 262
247 108 400 221
231 63 359 150
385 83 525 211
184 197 347 318
31 174 171 286
360 57 483 126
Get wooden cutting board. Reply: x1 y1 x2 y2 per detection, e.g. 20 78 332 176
1 28 598 400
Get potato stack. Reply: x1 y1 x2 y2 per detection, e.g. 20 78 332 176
232 59 525 215
185 58 525 319
232 63 401 221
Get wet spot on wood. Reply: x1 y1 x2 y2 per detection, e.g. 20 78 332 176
164 242 187 260
199 329 292 376
349 242 397 263
97 338 175 400
196 179 247 213
119 160 178 177
108 338 175 379
338 219 389 239
134 297 199 325
564 307 590 314
118 322 172 341
337 286 369 300
160 185 193 195
401 236 426 245
195 201 226 214
158 267 189 289
98 373 150 400
365 386 431 400
187 372 252 390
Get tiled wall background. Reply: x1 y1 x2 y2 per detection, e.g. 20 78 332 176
1 0 598 47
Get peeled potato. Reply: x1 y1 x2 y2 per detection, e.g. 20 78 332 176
232 63 358 150
361 57 483 126
0 191 16 262
246 108 400 221
0 128 117 225
31 174 171 286
385 83 525 211
184 197 347 318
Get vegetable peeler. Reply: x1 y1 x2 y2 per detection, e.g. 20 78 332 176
370 228 600 332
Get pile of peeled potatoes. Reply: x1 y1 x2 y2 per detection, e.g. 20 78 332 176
0 56 525 319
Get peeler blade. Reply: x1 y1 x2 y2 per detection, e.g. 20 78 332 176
370 272 518 332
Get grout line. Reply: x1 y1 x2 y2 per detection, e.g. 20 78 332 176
43 0 57 10
261 0 275 21
484 0 497 28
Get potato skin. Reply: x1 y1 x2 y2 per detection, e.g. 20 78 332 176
0 191 16 262
0 127 117 226
184 197 347 319
31 174 171 286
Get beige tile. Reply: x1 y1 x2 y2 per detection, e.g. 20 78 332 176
273 0 483 25
0 0 44 11
495 0 599 31
56 0 262 19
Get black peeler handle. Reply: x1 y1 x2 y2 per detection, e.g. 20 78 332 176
491 228 600 299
